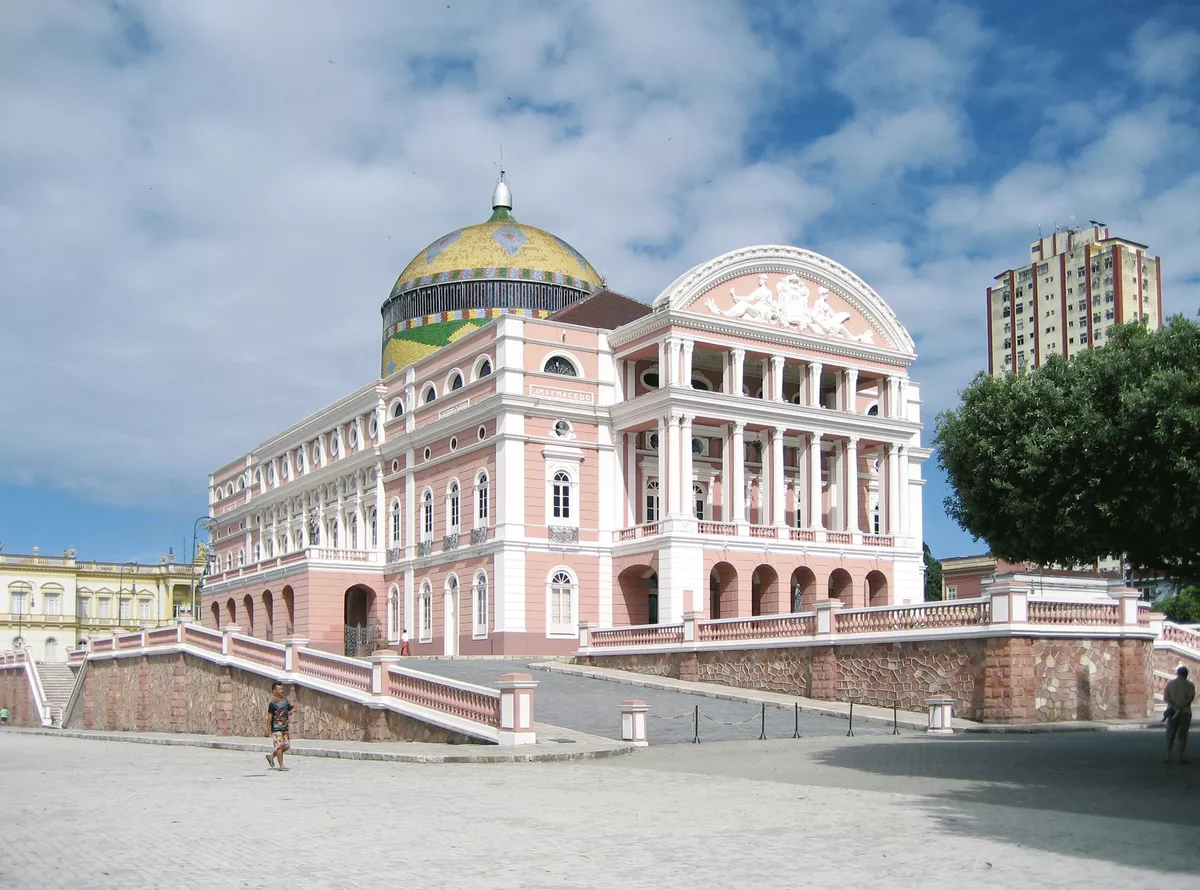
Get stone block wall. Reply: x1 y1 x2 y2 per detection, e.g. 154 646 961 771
1154 646 1200 678
579 634 1155 724
69 653 482 744
0 666 40 726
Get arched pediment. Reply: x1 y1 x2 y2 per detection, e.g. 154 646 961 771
652 245 915 354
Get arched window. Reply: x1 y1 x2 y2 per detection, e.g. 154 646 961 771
308 514 320 546
548 570 576 635
867 403 879 416
388 584 401 640
225 554 232 571
477 358 493 378
422 489 434 540
447 480 461 533
693 482 706 520
543 355 578 377
448 371 464 391
370 508 378 548
8 582 31 615
253 543 262 563
45 637 58 661
390 499 402 544
644 479 660 523
552 471 572 520
350 513 359 549
254 469 263 488
422 384 437 405
390 399 405 419
236 549 245 567
237 477 246 491
473 572 488 638
419 581 433 642
476 471 490 525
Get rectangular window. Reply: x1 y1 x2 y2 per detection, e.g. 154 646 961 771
420 594 432 642
1037 263 1048 275
138 600 151 620
78 599 91 619
11 592 27 615
1001 293 1010 303
477 482 489 523
119 599 131 621
946 585 958 601
98 598 112 619
473 580 488 638
44 594 61 616
1104 257 1112 269
423 502 433 539
391 506 401 543
1015 303 1024 313
1016 335 1025 346
1077 267 1085 278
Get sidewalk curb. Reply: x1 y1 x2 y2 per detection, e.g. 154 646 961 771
3 727 638 764
530 662 1161 735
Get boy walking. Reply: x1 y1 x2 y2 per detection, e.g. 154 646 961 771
1164 665 1195 764
266 682 294 771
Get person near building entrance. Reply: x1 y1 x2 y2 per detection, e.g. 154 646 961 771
0 707 9 725
265 682 294 771
400 629 410 656
1164 665 1195 764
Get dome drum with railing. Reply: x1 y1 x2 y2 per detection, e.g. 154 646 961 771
380 174 602 376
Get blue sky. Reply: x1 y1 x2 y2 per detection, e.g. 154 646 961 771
1 0 1198 564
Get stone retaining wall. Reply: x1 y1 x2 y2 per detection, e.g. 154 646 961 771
68 652 481 744
0 665 40 727
579 635 1154 724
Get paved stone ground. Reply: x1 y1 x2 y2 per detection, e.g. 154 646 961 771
405 657 891 742
1 729 1195 888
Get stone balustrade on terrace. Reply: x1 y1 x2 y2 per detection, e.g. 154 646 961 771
68 620 526 744
580 593 1152 653
614 523 901 547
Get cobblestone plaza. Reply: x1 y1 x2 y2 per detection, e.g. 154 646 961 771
2 730 1195 888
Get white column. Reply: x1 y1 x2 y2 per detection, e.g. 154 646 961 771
666 414 683 516
731 422 746 522
770 427 786 526
887 376 899 418
657 340 667 387
898 377 909 422
809 361 823 407
665 338 680 386
681 340 694 389
770 355 785 402
898 444 909 535
808 433 823 529
730 348 745 396
845 437 859 532
721 424 731 520
887 444 901 533
624 433 636 528
760 358 769 399
374 463 386 551
680 415 694 519
844 369 859 413
335 491 345 548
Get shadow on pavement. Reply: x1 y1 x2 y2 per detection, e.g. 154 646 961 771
810 732 1200 873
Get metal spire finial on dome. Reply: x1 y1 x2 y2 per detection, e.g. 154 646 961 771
489 149 514 221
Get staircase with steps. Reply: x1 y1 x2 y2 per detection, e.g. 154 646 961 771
36 662 78 727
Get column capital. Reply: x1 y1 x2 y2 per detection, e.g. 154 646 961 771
680 414 695 427
886 442 898 456
667 413 683 427
731 347 746 360
846 435 859 448
681 339 695 354
770 354 785 368
732 421 746 434
771 426 786 440
807 431 822 443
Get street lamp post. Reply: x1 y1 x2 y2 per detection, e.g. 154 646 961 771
190 516 218 623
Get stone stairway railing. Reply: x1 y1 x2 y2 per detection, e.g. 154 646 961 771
66 621 536 745
0 649 52 727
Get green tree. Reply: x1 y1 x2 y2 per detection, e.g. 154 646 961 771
1152 586 1200 624
923 543 943 601
934 317 1200 581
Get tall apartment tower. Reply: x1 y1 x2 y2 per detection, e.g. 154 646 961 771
986 225 1163 375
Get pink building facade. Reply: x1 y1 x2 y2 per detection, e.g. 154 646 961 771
200 191 928 657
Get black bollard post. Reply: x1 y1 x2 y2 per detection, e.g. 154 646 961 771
792 702 801 739
892 701 900 735
758 702 767 740
692 704 700 744
846 700 855 737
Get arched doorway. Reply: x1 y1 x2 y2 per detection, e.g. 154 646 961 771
262 591 275 640
282 585 295 635
828 569 853 605
444 575 459 656
790 567 817 611
751 565 781 616
45 638 58 661
242 594 255 635
867 571 889 606
709 562 738 619
616 566 658 625
344 585 375 656
210 602 220 627
225 598 237 626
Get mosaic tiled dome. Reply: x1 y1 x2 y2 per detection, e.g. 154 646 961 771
380 175 602 377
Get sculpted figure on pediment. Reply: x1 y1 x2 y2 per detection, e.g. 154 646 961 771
706 274 783 324
810 287 874 343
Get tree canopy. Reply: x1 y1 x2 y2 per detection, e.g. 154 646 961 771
934 317 1200 582
923 543 943 601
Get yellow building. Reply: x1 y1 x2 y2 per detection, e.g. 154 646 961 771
0 547 201 662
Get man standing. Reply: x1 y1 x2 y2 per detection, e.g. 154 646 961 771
1164 665 1195 764
266 682 294 771
0 706 9 725
400 628 410 657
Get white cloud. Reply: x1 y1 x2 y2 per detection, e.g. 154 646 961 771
1127 19 1200 88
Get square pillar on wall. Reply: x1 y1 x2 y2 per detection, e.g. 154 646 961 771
808 361 823 407
731 422 747 523
808 433 823 529
730 348 746 396
845 436 860 533
770 427 786 527
679 415 695 523
666 414 683 517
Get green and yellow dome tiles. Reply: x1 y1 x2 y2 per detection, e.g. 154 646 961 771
380 174 603 377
